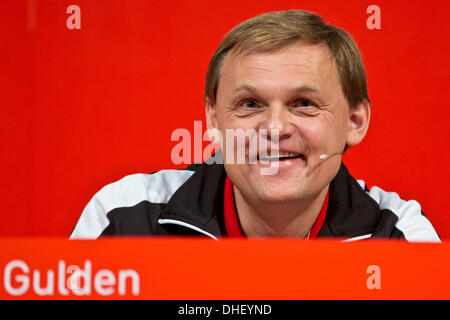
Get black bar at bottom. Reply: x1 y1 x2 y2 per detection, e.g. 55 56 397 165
0 300 446 318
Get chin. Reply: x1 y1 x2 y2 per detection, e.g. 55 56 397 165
254 182 309 203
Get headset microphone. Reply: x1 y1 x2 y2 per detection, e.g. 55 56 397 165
305 152 343 177
319 152 343 161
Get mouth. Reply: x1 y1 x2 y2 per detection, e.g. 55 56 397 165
257 151 306 162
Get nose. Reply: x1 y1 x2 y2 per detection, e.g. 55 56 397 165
257 104 296 142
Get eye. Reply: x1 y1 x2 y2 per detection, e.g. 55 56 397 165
239 99 259 109
295 98 316 108
290 98 320 116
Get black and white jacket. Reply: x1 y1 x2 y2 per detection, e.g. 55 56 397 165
70 162 441 242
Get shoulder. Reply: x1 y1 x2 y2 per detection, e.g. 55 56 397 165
94 169 195 208
356 180 441 243
69 169 195 239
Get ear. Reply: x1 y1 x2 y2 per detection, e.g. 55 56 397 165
346 99 371 147
205 97 219 140
205 97 218 130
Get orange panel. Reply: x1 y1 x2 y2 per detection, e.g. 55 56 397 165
0 238 448 300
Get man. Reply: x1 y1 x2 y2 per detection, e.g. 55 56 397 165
70 10 440 242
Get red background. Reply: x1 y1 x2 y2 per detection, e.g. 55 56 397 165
1 0 449 238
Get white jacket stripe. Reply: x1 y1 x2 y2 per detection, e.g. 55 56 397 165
70 170 194 239
357 180 441 243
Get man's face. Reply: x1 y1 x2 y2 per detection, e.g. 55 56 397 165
207 42 355 204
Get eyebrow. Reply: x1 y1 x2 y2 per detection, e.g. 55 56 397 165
232 83 321 95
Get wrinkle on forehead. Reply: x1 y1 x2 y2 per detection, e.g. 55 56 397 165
220 42 342 101
227 41 335 69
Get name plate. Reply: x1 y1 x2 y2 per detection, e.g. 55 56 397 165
0 238 448 299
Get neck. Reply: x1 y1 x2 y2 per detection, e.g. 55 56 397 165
233 185 329 238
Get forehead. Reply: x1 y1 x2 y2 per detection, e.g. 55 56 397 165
219 42 339 94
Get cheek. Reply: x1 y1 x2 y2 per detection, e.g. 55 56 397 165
217 113 260 147
298 120 328 150
298 116 347 152
215 113 254 164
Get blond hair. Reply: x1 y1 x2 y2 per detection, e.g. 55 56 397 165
205 10 370 108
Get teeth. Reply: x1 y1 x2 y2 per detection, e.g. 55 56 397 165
278 152 300 158
259 152 301 160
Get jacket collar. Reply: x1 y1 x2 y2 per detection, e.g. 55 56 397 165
159 162 227 237
160 161 380 239
318 164 381 238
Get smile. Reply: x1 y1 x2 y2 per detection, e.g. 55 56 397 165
258 151 306 161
